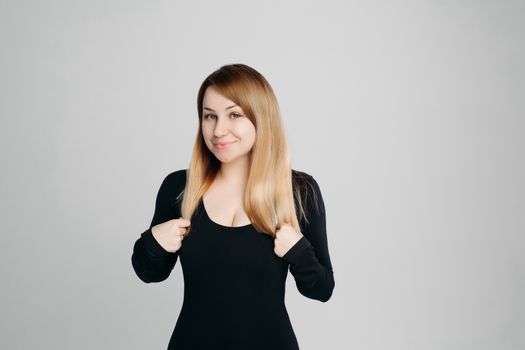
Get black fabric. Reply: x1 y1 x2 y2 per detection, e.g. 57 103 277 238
131 169 335 350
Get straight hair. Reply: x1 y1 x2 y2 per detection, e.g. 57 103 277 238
180 63 314 237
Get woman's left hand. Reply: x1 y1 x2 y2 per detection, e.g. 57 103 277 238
273 223 304 258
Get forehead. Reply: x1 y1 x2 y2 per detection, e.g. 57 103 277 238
202 86 238 108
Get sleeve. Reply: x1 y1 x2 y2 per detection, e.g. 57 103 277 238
131 172 181 283
282 175 335 302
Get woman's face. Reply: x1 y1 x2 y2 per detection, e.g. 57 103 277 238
201 86 256 164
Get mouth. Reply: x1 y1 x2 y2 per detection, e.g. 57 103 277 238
213 141 236 150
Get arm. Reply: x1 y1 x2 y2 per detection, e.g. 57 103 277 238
283 175 335 302
131 172 182 283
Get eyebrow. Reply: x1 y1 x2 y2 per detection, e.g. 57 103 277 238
203 104 239 112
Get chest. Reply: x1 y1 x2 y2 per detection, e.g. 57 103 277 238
202 182 251 227
179 213 288 284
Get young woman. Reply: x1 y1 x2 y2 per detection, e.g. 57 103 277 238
131 63 335 350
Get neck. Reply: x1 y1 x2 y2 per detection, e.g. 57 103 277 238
217 155 250 188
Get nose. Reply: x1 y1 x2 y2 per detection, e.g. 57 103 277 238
213 115 230 137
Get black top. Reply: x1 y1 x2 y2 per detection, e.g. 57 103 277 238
131 169 335 350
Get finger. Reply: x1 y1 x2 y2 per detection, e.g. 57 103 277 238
176 217 192 227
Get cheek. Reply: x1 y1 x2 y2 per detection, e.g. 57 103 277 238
201 128 213 146
238 121 256 140
201 124 211 137
238 130 255 146
248 127 256 144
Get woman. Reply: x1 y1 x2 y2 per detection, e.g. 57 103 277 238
131 63 335 350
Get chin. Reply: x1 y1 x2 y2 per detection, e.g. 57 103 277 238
217 156 237 163
216 152 250 163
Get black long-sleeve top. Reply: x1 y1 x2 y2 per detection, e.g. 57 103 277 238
131 169 335 350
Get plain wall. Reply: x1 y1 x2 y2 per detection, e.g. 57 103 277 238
1 0 523 349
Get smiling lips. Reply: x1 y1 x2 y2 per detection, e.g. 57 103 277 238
214 141 236 150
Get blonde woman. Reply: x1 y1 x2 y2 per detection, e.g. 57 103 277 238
131 63 335 350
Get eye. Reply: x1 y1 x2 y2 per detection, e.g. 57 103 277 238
203 112 242 120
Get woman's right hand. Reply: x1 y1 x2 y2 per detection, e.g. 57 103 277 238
151 217 191 253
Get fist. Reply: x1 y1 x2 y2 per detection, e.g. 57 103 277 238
151 217 191 253
273 223 303 258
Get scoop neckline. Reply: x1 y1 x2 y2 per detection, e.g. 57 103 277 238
200 198 253 230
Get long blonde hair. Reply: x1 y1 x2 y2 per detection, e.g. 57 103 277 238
180 63 307 237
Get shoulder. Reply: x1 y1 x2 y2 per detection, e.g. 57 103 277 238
292 168 312 180
292 169 315 190
159 169 187 196
291 169 325 216
164 168 187 184
292 169 321 194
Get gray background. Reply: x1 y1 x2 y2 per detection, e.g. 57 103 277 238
1 0 523 349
